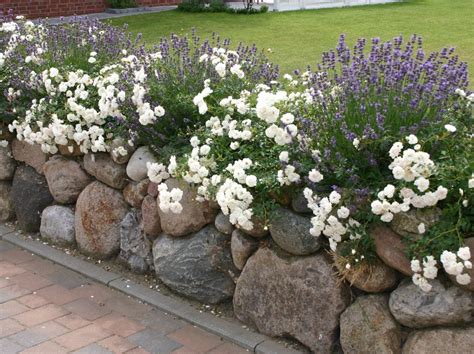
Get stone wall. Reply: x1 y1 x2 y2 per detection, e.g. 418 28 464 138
0 136 473 353
1 0 178 19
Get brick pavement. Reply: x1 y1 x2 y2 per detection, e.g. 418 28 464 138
0 240 249 354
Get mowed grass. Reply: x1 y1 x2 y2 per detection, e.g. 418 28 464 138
108 0 474 81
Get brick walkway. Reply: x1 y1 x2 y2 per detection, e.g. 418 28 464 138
0 240 249 354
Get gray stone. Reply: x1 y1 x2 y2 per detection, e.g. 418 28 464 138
153 225 236 304
158 178 217 237
141 195 161 237
126 146 157 182
11 139 49 174
238 216 269 238
402 327 474 354
233 247 350 353
119 210 153 273
11 166 53 232
0 181 14 222
109 137 135 165
389 279 474 328
214 212 234 235
340 295 402 354
83 153 128 189
231 229 259 270
123 179 149 208
40 206 75 246
372 225 413 276
0 145 16 180
391 208 442 239
291 190 312 214
43 156 92 204
75 181 128 259
269 207 321 255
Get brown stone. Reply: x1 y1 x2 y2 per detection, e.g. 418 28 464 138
233 247 350 353
402 327 474 354
58 141 83 157
237 216 269 238
11 139 49 174
43 156 92 204
141 195 161 237
147 181 158 198
231 229 259 270
158 178 217 237
75 181 128 258
83 153 128 190
372 225 413 276
0 144 16 180
123 179 149 208
0 181 15 222
340 295 401 354
335 256 399 293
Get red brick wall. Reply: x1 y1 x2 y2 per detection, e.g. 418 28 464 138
1 0 178 19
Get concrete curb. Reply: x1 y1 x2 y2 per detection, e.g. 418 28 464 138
0 224 301 354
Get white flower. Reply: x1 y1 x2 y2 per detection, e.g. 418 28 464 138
411 259 422 273
456 273 471 285
88 57 97 64
417 223 426 234
49 67 59 78
281 113 295 125
279 151 289 163
245 175 257 188
389 142 403 159
380 212 394 222
190 136 200 148
308 169 324 183
414 177 430 192
352 138 360 149
392 166 405 180
444 124 457 132
406 134 418 145
337 207 350 219
457 247 471 261
468 177 474 189
329 191 341 205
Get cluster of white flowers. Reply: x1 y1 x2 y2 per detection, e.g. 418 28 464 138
440 247 472 285
371 139 448 222
410 256 438 292
199 47 244 79
157 183 183 214
277 165 300 186
193 85 213 115
216 178 254 230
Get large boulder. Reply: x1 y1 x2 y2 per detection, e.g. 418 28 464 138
11 139 49 174
83 153 128 190
340 295 401 354
141 195 162 237
158 178 217 237
0 181 15 222
75 181 128 258
153 225 236 304
0 144 16 180
126 146 157 182
40 206 75 246
123 179 149 208
231 229 259 270
43 156 92 204
11 166 53 232
389 279 474 328
269 207 321 255
402 327 474 354
372 226 413 276
119 210 153 273
233 247 350 353
391 208 441 239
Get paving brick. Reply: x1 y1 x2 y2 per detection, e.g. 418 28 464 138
55 314 91 330
99 335 138 353
0 284 31 304
70 283 113 304
129 328 182 354
171 347 200 354
133 309 184 334
95 312 145 337
0 277 12 289
104 294 150 318
0 261 27 277
13 304 69 327
0 240 16 252
63 298 111 321
0 249 37 264
0 300 29 319
20 340 68 354
0 337 25 353
53 324 111 351
17 294 50 309
10 272 52 291
72 343 114 354
9 320 69 347
0 318 25 338
45 268 89 289
36 284 81 305
208 342 250 354
21 258 59 276
167 325 223 353
126 348 151 354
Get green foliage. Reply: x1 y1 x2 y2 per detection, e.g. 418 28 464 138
177 0 268 14
108 0 137 9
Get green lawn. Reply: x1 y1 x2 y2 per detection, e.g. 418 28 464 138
109 0 474 81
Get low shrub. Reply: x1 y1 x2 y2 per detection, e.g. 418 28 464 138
177 0 268 14
107 0 137 9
